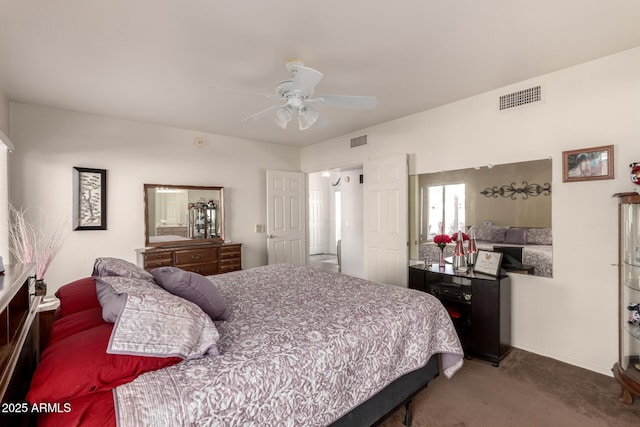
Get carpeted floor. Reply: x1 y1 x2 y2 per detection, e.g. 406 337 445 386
380 348 640 427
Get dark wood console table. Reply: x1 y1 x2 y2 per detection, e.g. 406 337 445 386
409 263 511 366
0 263 40 426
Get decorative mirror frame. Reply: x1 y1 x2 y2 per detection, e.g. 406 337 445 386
143 184 225 247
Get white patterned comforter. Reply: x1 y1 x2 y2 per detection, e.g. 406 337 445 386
114 264 464 427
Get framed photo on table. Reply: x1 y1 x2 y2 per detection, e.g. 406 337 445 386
73 167 107 230
562 144 614 182
473 250 503 276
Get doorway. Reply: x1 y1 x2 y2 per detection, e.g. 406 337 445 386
308 167 363 277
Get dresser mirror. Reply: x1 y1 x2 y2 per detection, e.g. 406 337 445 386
144 184 224 247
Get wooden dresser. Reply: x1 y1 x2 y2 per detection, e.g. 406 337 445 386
137 243 242 275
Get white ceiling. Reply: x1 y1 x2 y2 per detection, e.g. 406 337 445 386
1 1 639 147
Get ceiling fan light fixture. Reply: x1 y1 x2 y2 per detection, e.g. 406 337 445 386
228 59 376 131
298 105 319 130
275 104 293 129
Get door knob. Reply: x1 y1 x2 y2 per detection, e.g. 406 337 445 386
267 234 274 238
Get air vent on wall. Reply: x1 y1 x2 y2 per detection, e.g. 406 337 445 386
499 85 542 111
350 135 367 148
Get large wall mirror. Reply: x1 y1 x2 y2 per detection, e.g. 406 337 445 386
409 159 553 277
144 184 225 247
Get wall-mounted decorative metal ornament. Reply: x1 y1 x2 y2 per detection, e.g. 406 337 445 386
480 181 551 200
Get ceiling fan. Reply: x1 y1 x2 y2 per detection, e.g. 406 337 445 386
218 59 377 131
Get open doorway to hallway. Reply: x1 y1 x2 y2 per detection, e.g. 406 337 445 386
308 166 363 276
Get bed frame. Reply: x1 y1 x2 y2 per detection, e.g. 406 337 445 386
0 264 440 426
331 355 440 426
0 263 40 426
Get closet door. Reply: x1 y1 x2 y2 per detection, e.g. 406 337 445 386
266 170 306 265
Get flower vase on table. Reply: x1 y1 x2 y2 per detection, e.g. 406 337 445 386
433 234 452 269
34 278 47 296
438 248 446 268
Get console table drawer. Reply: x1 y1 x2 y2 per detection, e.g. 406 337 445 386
174 248 219 265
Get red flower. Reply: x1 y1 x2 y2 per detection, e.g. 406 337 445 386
451 231 470 241
433 234 452 249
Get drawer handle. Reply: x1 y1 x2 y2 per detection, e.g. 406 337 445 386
155 254 163 259
191 253 204 260
193 267 203 273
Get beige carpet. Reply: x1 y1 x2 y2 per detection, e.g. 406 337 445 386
380 348 640 427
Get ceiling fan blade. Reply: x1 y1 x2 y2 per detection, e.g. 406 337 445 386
290 66 323 96
309 95 377 109
216 86 281 100
241 104 281 122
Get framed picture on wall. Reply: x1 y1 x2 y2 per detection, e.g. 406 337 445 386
562 145 614 182
73 167 107 230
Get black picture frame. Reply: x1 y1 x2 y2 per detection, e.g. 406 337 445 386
73 167 107 230
473 250 503 276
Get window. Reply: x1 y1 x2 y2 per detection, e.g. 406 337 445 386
421 183 465 241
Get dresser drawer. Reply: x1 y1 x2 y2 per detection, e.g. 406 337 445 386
220 264 241 273
138 243 242 277
220 258 241 271
220 244 241 273
220 244 241 257
174 247 219 266
142 251 173 269
178 262 219 276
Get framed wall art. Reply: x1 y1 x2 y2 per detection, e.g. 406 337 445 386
73 167 107 230
562 144 614 182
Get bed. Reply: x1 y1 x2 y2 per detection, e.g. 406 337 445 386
22 259 464 426
419 223 553 277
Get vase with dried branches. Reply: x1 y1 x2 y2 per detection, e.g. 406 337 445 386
8 205 69 295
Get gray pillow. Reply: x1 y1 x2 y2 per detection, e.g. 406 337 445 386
474 224 509 242
472 224 493 241
504 228 528 245
92 257 155 282
527 227 552 245
151 267 229 321
96 278 127 323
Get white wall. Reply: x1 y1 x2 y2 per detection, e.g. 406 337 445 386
0 91 9 135
9 103 300 293
301 47 640 375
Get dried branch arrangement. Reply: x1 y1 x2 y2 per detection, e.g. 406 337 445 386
8 204 69 279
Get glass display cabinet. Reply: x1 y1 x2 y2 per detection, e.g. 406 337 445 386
189 201 218 240
613 192 640 404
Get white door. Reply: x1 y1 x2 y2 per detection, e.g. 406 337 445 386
363 154 408 287
308 188 325 255
266 170 306 265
